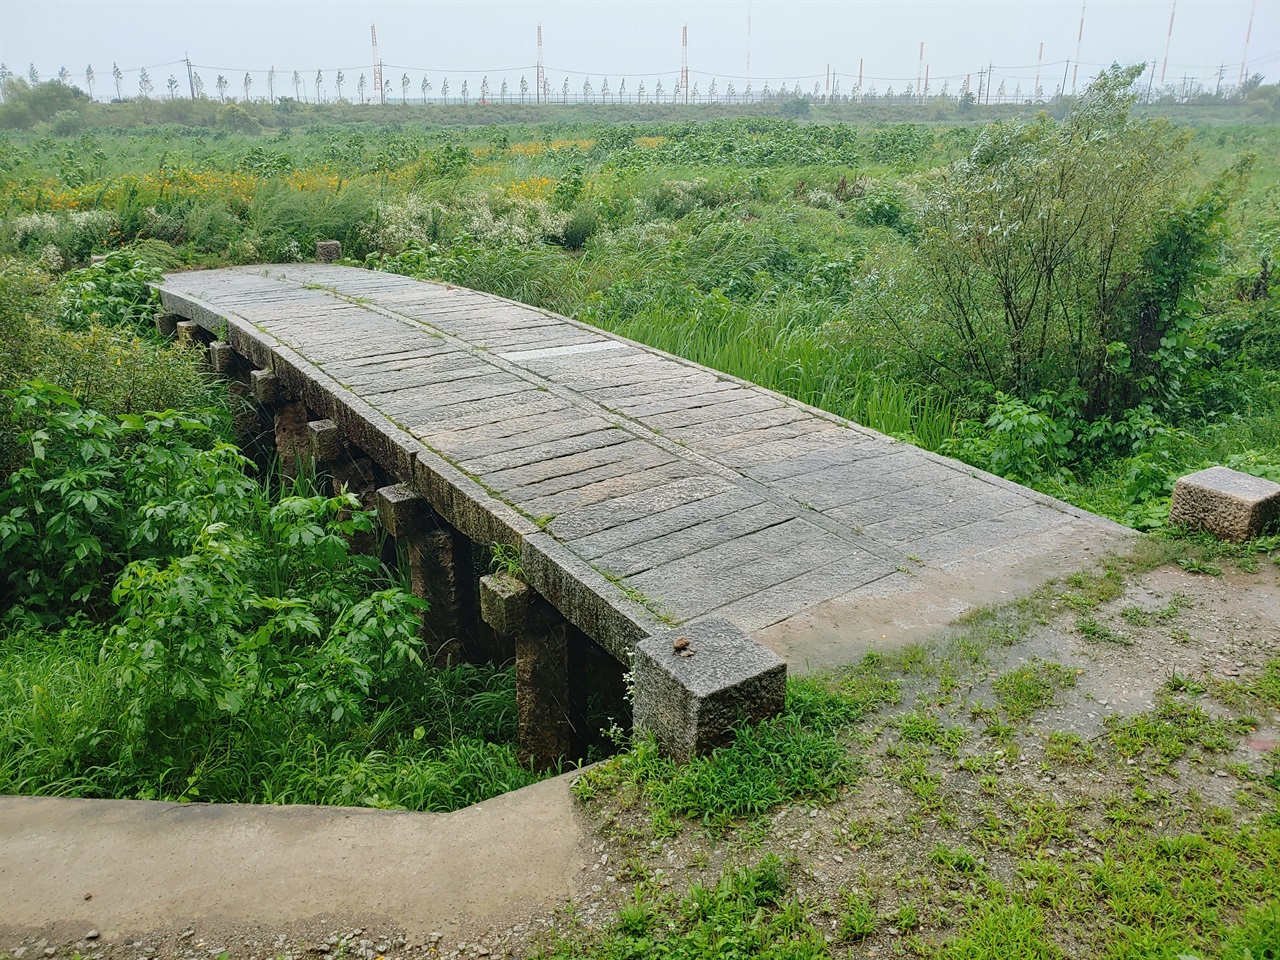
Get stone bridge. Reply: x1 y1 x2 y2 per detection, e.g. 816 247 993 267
152 263 1129 764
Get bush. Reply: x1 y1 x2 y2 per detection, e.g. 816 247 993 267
559 205 598 250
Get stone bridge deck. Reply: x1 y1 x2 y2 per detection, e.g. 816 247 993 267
157 264 1128 669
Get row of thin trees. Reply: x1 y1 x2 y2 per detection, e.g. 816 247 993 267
1 61 1268 108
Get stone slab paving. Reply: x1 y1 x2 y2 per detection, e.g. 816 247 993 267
157 265 1131 670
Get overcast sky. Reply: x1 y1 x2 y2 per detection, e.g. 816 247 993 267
2 0 1277 97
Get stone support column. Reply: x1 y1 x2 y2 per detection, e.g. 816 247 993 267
480 572 571 770
377 484 466 664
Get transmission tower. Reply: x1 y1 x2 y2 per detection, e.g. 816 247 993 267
371 23 383 104
681 24 689 104
916 41 924 103
536 24 545 104
1239 0 1257 86
1160 0 1176 85
1072 1 1086 93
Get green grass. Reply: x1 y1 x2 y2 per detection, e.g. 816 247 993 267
537 854 829 960
992 660 1079 722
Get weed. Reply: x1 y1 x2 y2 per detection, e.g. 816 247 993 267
992 660 1078 722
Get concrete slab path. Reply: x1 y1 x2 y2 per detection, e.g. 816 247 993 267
0 774 589 940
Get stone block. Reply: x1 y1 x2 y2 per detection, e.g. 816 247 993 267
1169 466 1280 543
175 320 200 345
155 313 178 337
376 484 427 537
633 618 786 763
480 572 530 638
307 419 342 463
250 369 280 405
208 341 234 375
315 240 342 263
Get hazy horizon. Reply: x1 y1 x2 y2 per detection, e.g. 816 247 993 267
2 0 1277 101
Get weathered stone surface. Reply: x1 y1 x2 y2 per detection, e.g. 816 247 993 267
155 313 178 337
1170 466 1280 542
375 484 427 538
250 369 281 405
154 265 1132 676
315 240 342 263
307 419 342 463
516 624 570 770
175 320 201 345
479 572 530 638
273 400 309 476
633 619 786 763
208 341 234 375
411 528 466 657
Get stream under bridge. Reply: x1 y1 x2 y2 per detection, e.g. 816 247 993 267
154 263 1129 764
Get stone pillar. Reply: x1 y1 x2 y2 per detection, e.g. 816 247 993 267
315 240 342 263
273 400 310 478
208 341 234 377
175 320 201 346
156 313 179 337
480 572 571 770
377 484 466 664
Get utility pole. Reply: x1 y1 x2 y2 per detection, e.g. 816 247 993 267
184 53 195 99
1215 62 1224 97
1145 59 1156 102
1060 59 1069 100
986 61 993 104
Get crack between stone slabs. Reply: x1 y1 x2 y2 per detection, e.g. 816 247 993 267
591 514 794 581
256 270 913 567
694 563 902 634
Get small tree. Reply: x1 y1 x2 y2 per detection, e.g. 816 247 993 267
600 76 609 103
292 70 302 101
655 79 664 101
243 72 252 101
898 65 1242 421
561 77 569 103
57 66 70 85
637 80 646 102
383 79 393 103
85 64 95 99
0 64 10 101
421 75 431 103
193 73 205 98
460 79 468 102
708 77 717 101
268 66 276 100
618 77 626 102
314 69 323 103
582 77 592 102
358 73 367 103
335 70 345 101
520 76 528 103
168 75 180 99
480 75 489 103
216 74 228 102
500 78 508 102
112 63 123 99
28 64 39 85
402 73 411 104
139 68 153 99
